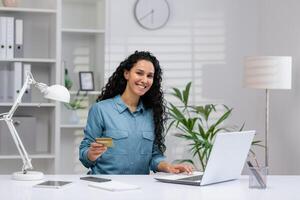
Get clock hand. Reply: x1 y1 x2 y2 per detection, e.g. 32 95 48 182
139 9 154 21
151 9 154 24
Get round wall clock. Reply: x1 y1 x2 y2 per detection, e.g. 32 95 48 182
134 0 170 30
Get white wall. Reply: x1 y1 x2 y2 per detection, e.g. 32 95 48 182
105 0 299 174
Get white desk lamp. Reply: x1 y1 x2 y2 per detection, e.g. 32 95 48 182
0 72 70 181
244 56 292 168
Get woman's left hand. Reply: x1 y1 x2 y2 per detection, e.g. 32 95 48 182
158 162 194 174
167 164 194 174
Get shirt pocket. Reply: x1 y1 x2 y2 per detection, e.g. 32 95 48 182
141 131 154 155
104 130 129 155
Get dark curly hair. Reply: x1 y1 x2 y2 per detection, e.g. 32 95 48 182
97 51 166 153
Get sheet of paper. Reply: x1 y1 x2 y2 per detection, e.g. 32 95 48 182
88 180 140 192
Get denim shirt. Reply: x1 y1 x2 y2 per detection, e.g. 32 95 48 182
79 95 165 174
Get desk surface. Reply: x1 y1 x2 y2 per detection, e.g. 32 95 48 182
0 174 299 200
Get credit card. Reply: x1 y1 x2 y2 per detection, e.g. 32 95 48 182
96 138 113 147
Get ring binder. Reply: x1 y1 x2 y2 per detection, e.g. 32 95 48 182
6 17 14 59
0 17 7 59
14 19 23 58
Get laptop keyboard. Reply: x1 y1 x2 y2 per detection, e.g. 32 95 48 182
178 175 203 181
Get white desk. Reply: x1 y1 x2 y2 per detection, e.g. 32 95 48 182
0 174 299 200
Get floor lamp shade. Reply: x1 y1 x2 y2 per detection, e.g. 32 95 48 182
244 56 292 89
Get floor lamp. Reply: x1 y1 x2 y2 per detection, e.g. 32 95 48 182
0 72 70 180
244 56 292 169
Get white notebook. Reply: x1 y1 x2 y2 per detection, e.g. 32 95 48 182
88 181 140 192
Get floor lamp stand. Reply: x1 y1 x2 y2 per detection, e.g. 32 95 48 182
265 89 269 169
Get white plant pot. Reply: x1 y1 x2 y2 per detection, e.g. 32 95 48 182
69 110 80 124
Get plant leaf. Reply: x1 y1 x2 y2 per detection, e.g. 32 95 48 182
166 120 176 134
213 108 232 128
239 122 245 131
171 88 183 102
182 82 192 106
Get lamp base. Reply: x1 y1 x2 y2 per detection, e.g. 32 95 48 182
12 171 44 181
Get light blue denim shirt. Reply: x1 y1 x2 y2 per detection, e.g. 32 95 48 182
79 95 165 174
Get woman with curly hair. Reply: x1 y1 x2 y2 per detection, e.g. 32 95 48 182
79 51 193 174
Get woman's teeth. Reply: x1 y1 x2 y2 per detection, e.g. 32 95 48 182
137 84 146 89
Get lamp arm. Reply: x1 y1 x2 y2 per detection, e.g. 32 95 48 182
7 72 36 119
1 72 38 174
0 72 64 179
4 118 33 173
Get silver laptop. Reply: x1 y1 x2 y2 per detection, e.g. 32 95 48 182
155 130 255 186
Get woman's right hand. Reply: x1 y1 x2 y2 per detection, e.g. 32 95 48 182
87 142 107 162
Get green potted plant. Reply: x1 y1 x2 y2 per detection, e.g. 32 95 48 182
63 66 88 124
167 82 262 171
64 97 86 110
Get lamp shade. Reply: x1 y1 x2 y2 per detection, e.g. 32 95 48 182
43 84 70 103
244 56 292 89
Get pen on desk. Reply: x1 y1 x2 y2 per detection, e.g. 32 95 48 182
247 161 266 188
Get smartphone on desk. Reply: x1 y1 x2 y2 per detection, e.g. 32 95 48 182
80 176 111 183
34 181 72 189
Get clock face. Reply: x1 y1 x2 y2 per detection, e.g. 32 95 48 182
134 0 170 30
